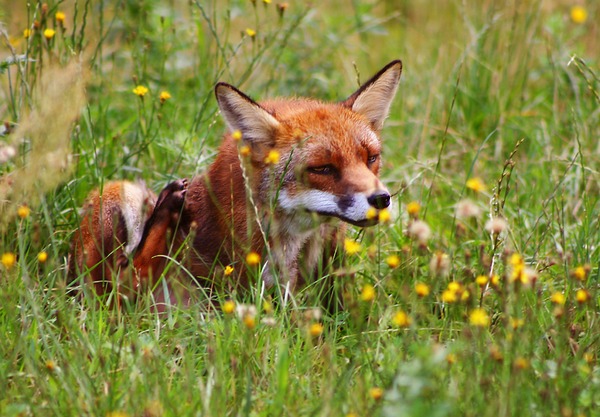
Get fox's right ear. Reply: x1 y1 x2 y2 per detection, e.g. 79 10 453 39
215 83 280 145
342 60 402 131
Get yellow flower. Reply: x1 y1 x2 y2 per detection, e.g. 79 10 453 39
509 317 524 329
55 11 66 23
23 28 32 38
469 308 490 327
245 28 256 37
570 6 588 24
246 251 261 266
232 130 243 141
441 289 457 303
446 353 457 364
262 300 273 314
222 300 235 314
447 281 461 292
509 253 524 267
224 265 234 276
475 275 488 286
308 322 324 337
466 177 486 193
550 292 566 305
571 266 587 281
43 28 55 40
378 208 391 223
514 357 529 370
106 411 129 417
17 205 31 219
344 238 361 255
406 201 421 218
37 251 48 263
239 145 251 157
243 314 256 329
132 85 149 97
385 254 400 268
392 310 411 328
490 274 500 287
2 252 16 269
264 149 280 165
159 91 171 103
415 282 430 297
576 289 590 304
369 387 384 401
360 284 375 302
45 360 57 371
365 207 378 220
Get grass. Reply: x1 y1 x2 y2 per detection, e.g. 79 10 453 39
1 0 599 416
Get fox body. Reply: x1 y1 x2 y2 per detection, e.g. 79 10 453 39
69 60 402 305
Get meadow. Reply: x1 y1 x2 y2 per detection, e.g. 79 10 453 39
0 0 599 416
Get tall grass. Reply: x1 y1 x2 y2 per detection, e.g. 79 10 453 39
1 1 598 416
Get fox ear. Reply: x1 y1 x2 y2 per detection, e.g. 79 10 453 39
215 83 280 145
342 60 402 131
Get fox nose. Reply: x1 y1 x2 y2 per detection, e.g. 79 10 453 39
367 191 391 209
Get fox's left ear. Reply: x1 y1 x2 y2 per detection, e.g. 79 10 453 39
342 60 402 131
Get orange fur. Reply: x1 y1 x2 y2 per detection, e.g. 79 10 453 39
69 61 403 306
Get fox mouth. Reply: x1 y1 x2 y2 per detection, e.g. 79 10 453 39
315 211 379 228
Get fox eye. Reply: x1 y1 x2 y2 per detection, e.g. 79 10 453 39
367 154 379 165
307 165 336 175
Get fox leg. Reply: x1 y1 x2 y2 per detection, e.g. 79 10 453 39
130 178 188 292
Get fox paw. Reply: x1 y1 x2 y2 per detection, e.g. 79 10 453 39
155 178 188 212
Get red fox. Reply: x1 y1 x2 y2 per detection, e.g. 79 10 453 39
69 60 402 307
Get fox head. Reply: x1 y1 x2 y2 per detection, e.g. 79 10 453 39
215 60 402 228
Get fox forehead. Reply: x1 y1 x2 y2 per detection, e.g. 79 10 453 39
264 101 382 158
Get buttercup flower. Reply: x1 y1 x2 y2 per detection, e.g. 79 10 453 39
392 310 411 328
132 85 149 97
369 387 384 401
466 177 486 193
360 284 375 302
571 266 587 281
415 282 430 297
232 130 243 141
55 11 66 23
246 251 261 266
576 289 590 304
386 254 400 268
224 265 234 276
2 252 16 269
222 300 235 314
17 205 31 219
239 145 251 157
406 201 421 218
264 150 280 165
159 91 171 103
570 6 588 24
366 207 378 220
378 208 391 223
344 238 361 255
550 292 566 305
43 28 55 40
475 275 488 286
309 322 323 337
469 308 490 327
